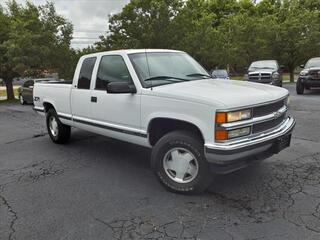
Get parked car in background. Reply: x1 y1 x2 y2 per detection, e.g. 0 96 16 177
296 57 320 95
18 78 54 105
245 60 283 87
210 69 230 80
33 49 295 193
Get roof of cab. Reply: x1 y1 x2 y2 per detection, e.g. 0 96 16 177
81 49 184 59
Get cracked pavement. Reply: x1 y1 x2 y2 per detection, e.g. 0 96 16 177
0 84 320 240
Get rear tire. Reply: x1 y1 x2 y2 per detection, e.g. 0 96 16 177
19 94 26 105
46 108 71 144
151 130 212 194
296 79 304 95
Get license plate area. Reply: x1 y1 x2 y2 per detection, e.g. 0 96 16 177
273 134 291 153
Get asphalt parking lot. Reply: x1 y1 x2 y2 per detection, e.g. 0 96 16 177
0 84 320 240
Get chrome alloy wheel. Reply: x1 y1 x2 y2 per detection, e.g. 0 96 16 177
163 147 199 184
19 95 24 104
49 116 59 137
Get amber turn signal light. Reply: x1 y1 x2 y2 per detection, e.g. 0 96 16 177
215 112 227 124
215 130 228 141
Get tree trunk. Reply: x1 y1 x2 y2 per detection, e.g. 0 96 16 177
4 79 15 100
290 70 295 83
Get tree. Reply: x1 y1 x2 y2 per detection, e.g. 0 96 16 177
0 5 14 99
272 0 320 82
96 0 183 50
0 0 74 100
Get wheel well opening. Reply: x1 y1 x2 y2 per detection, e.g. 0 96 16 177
148 118 204 146
43 102 55 113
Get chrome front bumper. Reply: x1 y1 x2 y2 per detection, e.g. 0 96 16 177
205 116 296 173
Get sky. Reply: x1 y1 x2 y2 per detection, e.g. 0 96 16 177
0 0 131 48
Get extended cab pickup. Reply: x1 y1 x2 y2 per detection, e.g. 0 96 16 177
33 49 295 193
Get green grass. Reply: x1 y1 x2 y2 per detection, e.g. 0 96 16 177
0 88 19 98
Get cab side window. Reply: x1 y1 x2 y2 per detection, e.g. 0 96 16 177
96 55 133 90
78 57 96 89
23 80 34 88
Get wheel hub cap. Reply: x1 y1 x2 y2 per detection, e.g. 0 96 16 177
163 147 199 184
49 116 58 137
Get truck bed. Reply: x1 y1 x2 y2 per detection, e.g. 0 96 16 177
33 82 72 118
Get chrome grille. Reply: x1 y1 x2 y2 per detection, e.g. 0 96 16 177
252 114 285 134
248 73 272 83
253 99 285 117
309 70 320 80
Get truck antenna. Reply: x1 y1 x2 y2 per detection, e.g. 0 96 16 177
145 48 153 90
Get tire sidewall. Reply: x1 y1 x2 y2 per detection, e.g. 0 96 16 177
152 132 211 193
296 79 304 94
19 94 25 105
46 109 60 142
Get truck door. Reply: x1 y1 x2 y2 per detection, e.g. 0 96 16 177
70 57 97 125
89 54 143 141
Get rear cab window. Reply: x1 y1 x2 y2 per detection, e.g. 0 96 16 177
78 57 97 89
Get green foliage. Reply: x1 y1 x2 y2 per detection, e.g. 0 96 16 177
0 0 74 99
93 0 320 82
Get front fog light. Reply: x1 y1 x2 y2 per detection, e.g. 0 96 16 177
228 127 251 139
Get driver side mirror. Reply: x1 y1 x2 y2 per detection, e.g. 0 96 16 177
107 82 136 94
280 65 285 70
300 64 305 68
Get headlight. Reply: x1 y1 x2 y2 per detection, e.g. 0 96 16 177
216 109 251 123
228 127 251 139
300 70 309 76
272 72 280 80
215 127 251 141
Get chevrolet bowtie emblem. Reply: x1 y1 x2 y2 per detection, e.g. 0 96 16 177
274 111 281 118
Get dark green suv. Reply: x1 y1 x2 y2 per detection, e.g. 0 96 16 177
297 57 320 95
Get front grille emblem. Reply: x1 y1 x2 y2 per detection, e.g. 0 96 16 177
274 111 281 119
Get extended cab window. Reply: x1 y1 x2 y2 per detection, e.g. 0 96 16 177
23 80 34 88
78 57 96 89
96 55 133 90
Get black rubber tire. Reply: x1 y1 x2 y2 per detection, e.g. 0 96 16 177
19 94 26 105
296 79 304 95
46 108 71 144
279 81 283 87
151 130 212 194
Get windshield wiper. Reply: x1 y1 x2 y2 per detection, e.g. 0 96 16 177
186 73 211 78
144 76 187 82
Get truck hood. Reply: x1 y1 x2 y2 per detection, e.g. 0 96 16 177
303 67 320 71
145 79 288 109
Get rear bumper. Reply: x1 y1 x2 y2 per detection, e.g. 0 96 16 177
204 116 295 174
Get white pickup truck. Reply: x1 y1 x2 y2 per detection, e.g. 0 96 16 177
33 49 295 193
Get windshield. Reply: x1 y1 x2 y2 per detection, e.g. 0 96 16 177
249 61 278 71
128 52 210 88
305 58 320 68
212 69 228 77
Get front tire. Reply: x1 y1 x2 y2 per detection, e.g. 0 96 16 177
46 108 71 144
296 79 304 95
151 131 212 194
